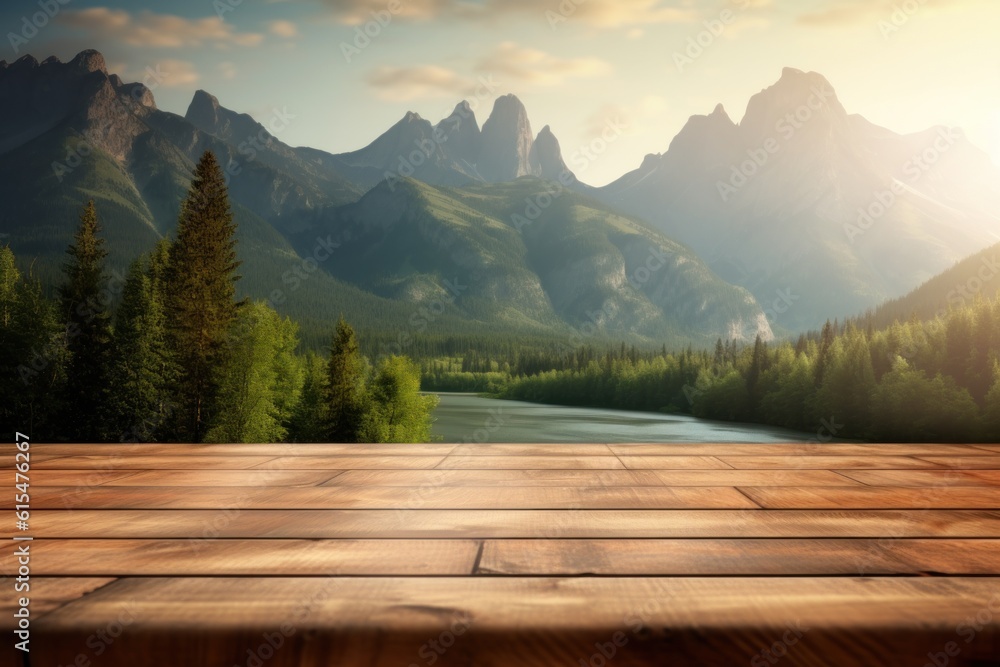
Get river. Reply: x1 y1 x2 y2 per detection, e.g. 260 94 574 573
430 393 817 444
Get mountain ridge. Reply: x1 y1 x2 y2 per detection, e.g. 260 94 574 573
0 49 771 347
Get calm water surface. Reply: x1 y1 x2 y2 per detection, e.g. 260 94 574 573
430 393 815 443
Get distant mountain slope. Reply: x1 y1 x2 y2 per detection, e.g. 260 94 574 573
864 241 1000 327
596 68 1000 332
303 177 772 344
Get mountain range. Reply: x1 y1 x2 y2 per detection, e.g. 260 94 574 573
1 49 997 347
598 68 1000 330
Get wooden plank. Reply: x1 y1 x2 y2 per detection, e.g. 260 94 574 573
717 456 942 469
616 456 733 470
608 443 989 456
913 456 1000 469
971 445 1000 453
30 470 144 486
0 443 459 456
449 444 614 456
45 470 342 487
838 470 1000 487
0 453 71 465
7 540 479 576
881 540 1000 575
478 539 1000 576
18 485 759 510
435 456 626 470
324 469 667 487
19 509 1000 539
249 456 447 470
31 577 1000 667
741 486 1000 509
0 577 115 622
33 455 277 469
651 470 861 486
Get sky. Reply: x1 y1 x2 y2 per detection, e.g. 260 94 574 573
3 0 999 186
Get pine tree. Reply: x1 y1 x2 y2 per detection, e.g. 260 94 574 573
814 320 835 386
106 242 175 442
984 364 1000 440
0 246 17 329
2 264 65 440
59 201 112 442
164 151 241 441
288 352 329 442
325 318 367 442
746 334 769 413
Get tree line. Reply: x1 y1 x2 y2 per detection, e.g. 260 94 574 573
0 151 436 444
491 301 1000 442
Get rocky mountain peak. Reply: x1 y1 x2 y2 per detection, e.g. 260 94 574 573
666 104 739 161
710 103 730 120
477 94 535 181
69 49 107 75
436 100 481 164
739 67 848 142
529 125 572 181
185 89 222 131
9 54 38 71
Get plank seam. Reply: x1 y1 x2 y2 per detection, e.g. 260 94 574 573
732 487 763 509
471 540 485 575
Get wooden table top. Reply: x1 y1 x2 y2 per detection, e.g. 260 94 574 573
3 442 1000 666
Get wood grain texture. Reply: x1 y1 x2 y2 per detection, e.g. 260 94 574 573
35 470 343 487
7 540 479 576
478 539 1000 575
717 456 942 469
740 486 1000 509
449 444 614 456
615 456 733 469
651 469 860 486
19 484 760 509
33 455 278 469
913 456 1000 469
12 442 1000 667
0 443 459 456
434 455 627 469
323 469 667 487
0 576 115 623
19 509 1000 539
608 443 990 456
30 577 1000 667
248 456 447 469
837 469 1000 487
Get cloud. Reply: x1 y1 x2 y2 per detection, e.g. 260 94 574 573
115 59 200 88
155 59 201 87
365 43 609 101
324 0 451 24
365 65 482 101
218 61 238 80
321 0 699 28
268 19 299 38
544 0 698 28
584 95 664 139
797 0 972 25
57 8 264 49
476 42 611 85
